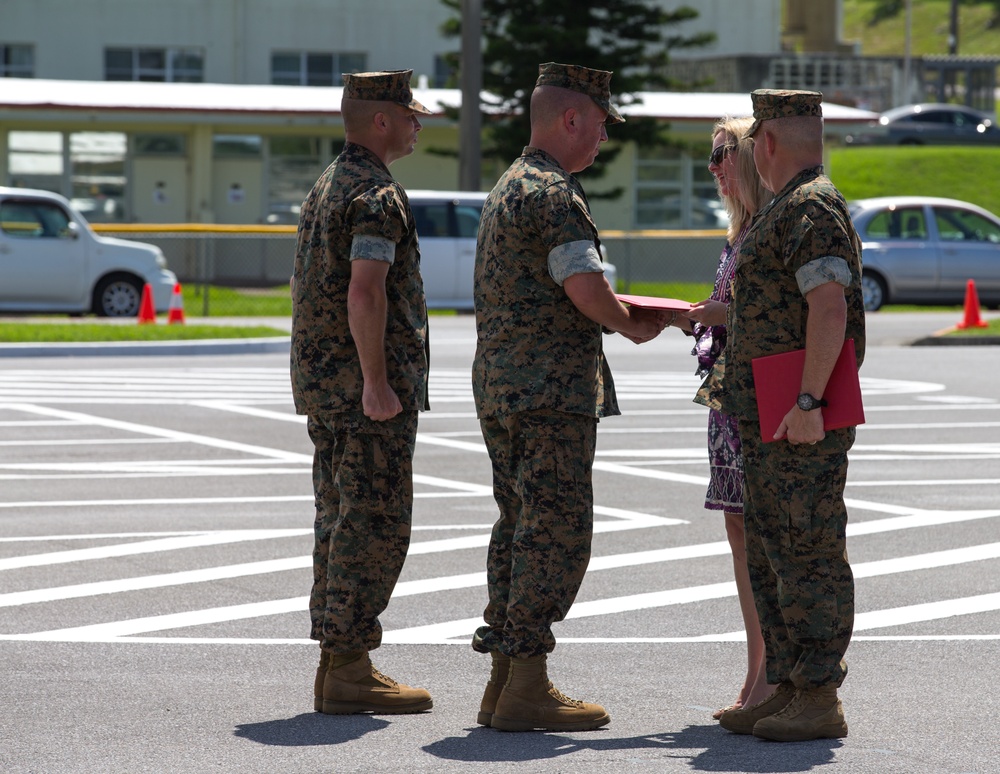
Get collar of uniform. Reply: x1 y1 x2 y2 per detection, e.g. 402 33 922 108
747 165 825 228
521 145 568 173
774 165 825 199
341 141 392 174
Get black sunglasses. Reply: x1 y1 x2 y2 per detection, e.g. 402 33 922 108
709 144 734 166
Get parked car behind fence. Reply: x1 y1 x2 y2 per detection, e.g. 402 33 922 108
0 186 176 317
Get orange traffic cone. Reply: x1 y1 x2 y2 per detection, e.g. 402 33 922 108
137 283 156 324
167 283 186 325
957 279 988 329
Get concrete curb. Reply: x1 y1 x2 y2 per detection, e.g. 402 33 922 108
0 336 291 358
913 334 1000 346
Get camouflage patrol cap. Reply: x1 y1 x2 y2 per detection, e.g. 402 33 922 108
342 69 432 114
535 62 625 124
745 89 823 138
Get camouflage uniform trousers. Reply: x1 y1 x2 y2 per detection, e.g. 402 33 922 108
738 419 855 689
307 410 418 654
473 410 597 658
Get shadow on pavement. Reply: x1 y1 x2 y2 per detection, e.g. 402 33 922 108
423 722 841 771
233 713 390 746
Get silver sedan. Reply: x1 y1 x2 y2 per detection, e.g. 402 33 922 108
850 196 1000 311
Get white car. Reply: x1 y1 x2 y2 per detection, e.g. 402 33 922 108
0 186 176 316
410 189 618 310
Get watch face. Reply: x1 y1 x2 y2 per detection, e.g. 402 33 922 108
797 394 815 410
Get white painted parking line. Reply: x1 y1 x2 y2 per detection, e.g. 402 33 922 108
0 556 311 608
2 403 308 461
0 368 973 408
4 507 998 643
2 365 998 653
0 529 308 571
385 540 1000 645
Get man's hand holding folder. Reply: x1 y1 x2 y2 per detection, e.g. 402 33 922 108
751 339 865 444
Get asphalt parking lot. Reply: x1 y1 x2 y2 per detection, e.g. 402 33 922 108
1 311 998 773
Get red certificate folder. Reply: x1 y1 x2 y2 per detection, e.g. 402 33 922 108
752 339 865 443
615 293 694 312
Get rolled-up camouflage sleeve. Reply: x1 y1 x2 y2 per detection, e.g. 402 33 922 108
796 255 851 295
350 234 396 263
782 201 856 296
548 240 603 285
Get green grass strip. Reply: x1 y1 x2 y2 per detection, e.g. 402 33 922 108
0 323 288 343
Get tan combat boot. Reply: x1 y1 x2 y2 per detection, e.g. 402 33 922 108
476 651 511 726
321 652 433 715
313 648 330 712
490 655 610 732
752 685 848 741
719 681 795 734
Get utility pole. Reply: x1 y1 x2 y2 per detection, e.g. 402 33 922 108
903 0 912 104
948 0 959 55
458 0 482 191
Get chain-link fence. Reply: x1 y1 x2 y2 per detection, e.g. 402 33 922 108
97 226 727 314
96 225 296 315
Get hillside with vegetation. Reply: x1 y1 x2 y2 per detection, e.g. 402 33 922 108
830 2 1000 214
829 146 1000 215
842 0 1000 57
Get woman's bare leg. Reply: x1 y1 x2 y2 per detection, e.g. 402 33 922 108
715 509 773 716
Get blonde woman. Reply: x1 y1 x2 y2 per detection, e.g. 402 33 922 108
669 115 773 717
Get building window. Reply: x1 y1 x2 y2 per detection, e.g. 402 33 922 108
104 47 204 82
634 145 726 229
265 137 346 224
213 135 262 158
433 54 456 87
271 51 366 86
7 131 63 192
134 134 186 156
267 137 322 224
70 132 127 223
1 44 34 77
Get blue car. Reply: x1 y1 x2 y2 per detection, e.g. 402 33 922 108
850 196 1000 311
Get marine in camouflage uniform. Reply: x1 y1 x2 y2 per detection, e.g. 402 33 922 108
290 69 432 714
706 90 866 741
471 63 666 733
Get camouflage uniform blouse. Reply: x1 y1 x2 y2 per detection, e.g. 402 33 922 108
712 166 866 426
290 142 429 416
472 147 619 420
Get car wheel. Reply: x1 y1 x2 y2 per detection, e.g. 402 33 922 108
861 271 887 312
93 274 144 317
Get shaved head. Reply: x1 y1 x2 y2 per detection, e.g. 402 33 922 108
530 85 596 130
765 115 823 155
341 97 392 135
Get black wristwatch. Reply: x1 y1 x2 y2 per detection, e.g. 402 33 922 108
797 393 828 411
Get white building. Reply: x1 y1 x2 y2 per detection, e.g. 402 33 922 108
0 0 873 229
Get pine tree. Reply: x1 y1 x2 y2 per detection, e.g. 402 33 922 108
440 0 714 195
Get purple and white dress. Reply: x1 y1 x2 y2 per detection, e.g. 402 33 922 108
691 225 749 513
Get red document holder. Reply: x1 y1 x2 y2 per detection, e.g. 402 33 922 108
615 293 694 312
751 339 865 443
